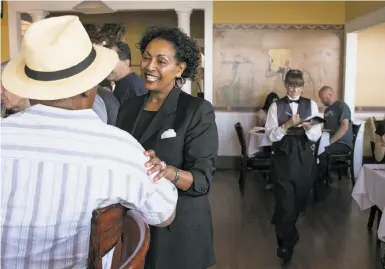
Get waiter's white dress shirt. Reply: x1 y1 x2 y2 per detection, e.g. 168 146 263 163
1 104 178 269
265 96 322 143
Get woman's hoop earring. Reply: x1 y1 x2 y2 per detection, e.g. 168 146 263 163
175 77 186 89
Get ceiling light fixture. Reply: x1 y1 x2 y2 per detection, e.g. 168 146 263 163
72 0 115 15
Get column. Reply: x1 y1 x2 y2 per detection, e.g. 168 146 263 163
175 8 192 94
343 32 358 119
28 10 49 22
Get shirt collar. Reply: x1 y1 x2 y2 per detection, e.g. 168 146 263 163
24 104 101 121
286 95 301 101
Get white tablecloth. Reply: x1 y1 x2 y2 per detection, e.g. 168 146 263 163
247 129 329 157
247 129 272 157
317 132 330 155
352 164 385 242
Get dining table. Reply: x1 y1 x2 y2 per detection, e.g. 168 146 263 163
246 127 272 157
352 164 385 242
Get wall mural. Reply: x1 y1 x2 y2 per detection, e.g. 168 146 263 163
213 24 344 111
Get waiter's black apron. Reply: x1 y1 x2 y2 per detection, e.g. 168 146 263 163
270 97 317 248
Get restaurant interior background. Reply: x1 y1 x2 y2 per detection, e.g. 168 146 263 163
1 0 384 168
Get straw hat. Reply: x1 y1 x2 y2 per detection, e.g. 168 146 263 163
1 15 118 100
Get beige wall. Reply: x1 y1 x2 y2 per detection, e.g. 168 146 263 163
356 23 385 156
345 1 385 21
213 1 346 24
355 23 385 107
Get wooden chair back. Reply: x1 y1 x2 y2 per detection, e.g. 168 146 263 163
119 211 151 269
234 122 247 157
88 204 128 269
372 117 383 130
87 204 150 269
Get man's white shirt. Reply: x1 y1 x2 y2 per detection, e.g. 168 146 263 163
1 104 178 269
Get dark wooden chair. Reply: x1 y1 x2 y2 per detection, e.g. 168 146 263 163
325 124 361 187
118 210 151 269
87 204 150 269
367 205 382 230
234 122 271 195
367 141 384 243
373 117 383 130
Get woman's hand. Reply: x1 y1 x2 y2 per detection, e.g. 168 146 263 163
144 150 175 181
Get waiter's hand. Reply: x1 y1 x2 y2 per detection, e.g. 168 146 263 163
301 122 312 131
144 150 175 181
283 114 301 130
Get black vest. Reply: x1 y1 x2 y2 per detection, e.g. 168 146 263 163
276 97 312 136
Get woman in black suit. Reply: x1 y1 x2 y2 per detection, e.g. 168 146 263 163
116 26 218 269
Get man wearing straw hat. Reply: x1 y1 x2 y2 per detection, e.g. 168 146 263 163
1 15 177 268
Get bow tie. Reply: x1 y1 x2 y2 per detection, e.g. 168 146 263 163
288 99 300 104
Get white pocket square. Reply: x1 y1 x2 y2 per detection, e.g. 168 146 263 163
161 129 177 139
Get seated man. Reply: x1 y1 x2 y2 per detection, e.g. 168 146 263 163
106 42 148 104
318 86 354 181
92 86 120 125
374 119 385 162
1 15 177 269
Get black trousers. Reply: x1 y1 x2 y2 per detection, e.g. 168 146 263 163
273 180 301 249
270 136 316 249
318 143 351 180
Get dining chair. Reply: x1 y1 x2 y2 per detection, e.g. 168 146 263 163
234 122 271 195
325 124 361 187
87 204 150 269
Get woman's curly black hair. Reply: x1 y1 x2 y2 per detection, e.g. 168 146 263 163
137 26 201 81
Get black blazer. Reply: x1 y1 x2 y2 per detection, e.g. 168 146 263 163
116 88 218 269
116 87 218 208
116 88 218 203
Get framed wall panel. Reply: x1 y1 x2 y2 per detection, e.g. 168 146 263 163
213 24 344 111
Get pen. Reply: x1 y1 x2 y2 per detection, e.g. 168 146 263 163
286 112 293 117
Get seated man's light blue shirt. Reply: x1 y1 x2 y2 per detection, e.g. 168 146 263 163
92 95 107 123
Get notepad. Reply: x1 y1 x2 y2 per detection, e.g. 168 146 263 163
294 116 326 126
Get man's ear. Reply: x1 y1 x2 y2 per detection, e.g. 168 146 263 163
81 91 89 98
81 87 97 98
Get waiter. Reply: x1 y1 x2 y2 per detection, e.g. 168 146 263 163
265 69 322 261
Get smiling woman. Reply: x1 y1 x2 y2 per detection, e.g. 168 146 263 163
116 26 218 269
136 26 200 92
